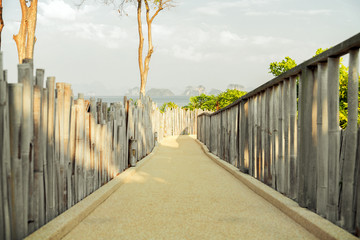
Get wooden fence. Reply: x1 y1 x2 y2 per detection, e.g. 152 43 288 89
0 54 198 240
197 33 360 236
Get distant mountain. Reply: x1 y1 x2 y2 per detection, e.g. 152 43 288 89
182 85 206 96
227 84 245 91
208 88 221 95
147 88 175 97
125 87 139 96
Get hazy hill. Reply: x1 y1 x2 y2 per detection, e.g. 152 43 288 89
147 88 175 97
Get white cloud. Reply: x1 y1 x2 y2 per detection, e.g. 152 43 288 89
60 23 128 49
172 45 208 62
194 7 221 16
193 0 272 16
152 24 174 37
251 35 293 45
219 30 246 45
38 0 77 21
246 9 333 16
38 0 96 22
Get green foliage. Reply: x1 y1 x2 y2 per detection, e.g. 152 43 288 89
216 89 247 109
313 48 329 57
160 101 178 113
182 89 247 112
269 56 297 77
269 48 360 129
182 94 217 111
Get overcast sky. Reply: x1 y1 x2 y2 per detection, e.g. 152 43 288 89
2 0 360 95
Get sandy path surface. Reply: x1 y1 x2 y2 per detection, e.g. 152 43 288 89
63 135 317 240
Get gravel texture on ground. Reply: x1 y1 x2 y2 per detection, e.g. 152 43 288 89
62 135 318 240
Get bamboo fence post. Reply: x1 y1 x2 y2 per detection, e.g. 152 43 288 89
18 63 34 236
289 76 298 200
90 112 96 193
283 80 290 194
46 77 56 221
0 54 11 239
64 84 72 208
106 121 112 181
278 82 284 193
120 105 126 172
69 104 76 207
136 105 142 160
96 99 102 124
85 112 92 194
265 88 271 185
340 48 359 231
298 67 317 210
74 100 81 202
221 111 225 161
327 57 341 222
239 103 244 169
310 67 318 211
248 98 253 176
260 92 265 182
80 95 87 200
95 123 101 189
32 85 44 232
356 129 360 235
316 62 328 216
211 114 216 155
267 88 274 186
40 88 48 226
257 94 262 179
233 106 239 166
244 101 249 171
253 95 258 178
101 123 107 185
0 78 4 239
55 83 65 213
273 86 279 189
8 83 25 239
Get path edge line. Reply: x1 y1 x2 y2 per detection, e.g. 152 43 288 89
194 138 357 240
25 145 160 240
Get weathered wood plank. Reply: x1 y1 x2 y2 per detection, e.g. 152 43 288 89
8 83 25 239
46 77 56 222
69 104 76 207
32 86 43 232
340 48 359 231
267 87 274 187
273 85 279 190
327 57 341 222
18 63 33 236
316 62 328 216
264 88 271 185
289 76 298 200
40 88 48 227
0 56 11 240
298 67 317 210
283 79 290 194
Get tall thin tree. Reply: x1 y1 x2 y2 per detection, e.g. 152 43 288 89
137 0 172 96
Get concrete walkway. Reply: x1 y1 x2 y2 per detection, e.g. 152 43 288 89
63 135 317 240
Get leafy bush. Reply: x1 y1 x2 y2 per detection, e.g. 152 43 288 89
182 89 247 112
160 101 178 113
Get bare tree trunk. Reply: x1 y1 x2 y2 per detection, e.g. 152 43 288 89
137 0 145 96
138 0 164 96
13 0 38 64
0 0 4 50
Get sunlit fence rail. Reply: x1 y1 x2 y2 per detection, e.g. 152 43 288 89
0 53 199 240
197 33 360 235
